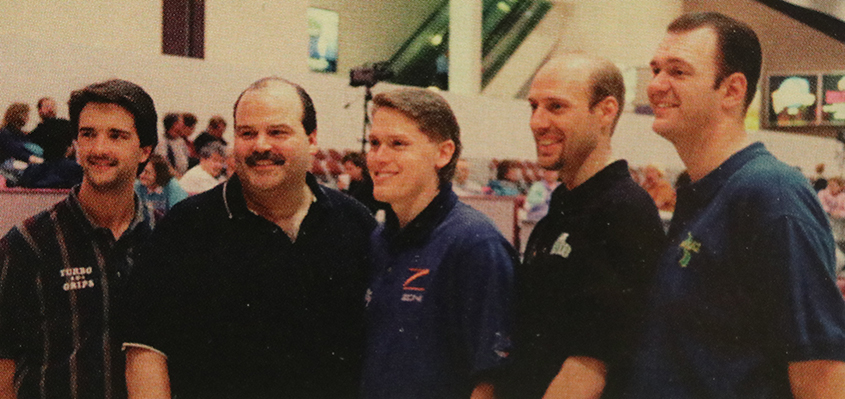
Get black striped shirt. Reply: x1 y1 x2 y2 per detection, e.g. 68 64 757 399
0 187 151 399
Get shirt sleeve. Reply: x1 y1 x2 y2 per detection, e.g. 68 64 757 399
0 230 33 360
452 233 517 379
758 216 845 362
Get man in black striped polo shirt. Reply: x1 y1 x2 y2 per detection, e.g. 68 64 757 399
0 79 158 399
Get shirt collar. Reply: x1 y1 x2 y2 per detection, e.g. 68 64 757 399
66 185 150 241
550 159 630 211
676 142 767 210
382 182 458 248
222 172 329 220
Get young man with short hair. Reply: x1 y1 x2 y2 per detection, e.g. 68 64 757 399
0 79 157 399
624 12 845 398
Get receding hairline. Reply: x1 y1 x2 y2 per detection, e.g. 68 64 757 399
234 82 304 123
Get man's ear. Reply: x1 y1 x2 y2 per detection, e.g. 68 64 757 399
720 72 748 111
436 140 456 170
308 130 318 155
140 146 153 163
596 96 619 131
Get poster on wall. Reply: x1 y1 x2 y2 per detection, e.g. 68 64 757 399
768 74 818 127
308 7 339 73
821 74 845 125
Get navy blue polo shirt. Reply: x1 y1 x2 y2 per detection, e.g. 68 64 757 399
125 173 376 399
362 184 517 399
505 160 665 399
623 143 845 398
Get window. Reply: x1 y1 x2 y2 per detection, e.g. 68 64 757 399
163 0 204 58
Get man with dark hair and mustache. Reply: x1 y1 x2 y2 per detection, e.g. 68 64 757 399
124 77 376 398
0 79 157 398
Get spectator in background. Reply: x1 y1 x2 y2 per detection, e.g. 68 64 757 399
135 153 188 226
813 162 828 192
179 141 228 194
0 103 43 185
28 97 73 162
487 159 526 196
193 115 228 153
452 158 485 196
181 112 199 165
522 168 560 223
641 164 676 212
339 151 385 213
819 177 845 218
155 112 191 176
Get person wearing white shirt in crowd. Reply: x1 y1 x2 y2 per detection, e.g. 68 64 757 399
178 141 228 194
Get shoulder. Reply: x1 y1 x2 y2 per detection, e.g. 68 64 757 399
599 173 661 218
318 185 378 232
727 153 821 219
1 199 68 257
159 185 226 228
442 201 513 248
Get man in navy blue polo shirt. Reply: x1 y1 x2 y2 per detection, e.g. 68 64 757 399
0 79 158 398
623 12 845 397
123 77 376 398
504 54 665 398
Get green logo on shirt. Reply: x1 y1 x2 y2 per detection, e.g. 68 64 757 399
678 232 701 267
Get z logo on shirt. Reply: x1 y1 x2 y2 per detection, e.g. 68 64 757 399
401 268 430 303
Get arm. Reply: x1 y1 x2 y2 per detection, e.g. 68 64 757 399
542 356 606 399
789 360 845 399
0 359 16 399
125 347 170 399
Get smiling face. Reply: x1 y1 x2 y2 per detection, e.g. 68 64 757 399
75 102 151 192
233 84 316 194
648 27 722 143
528 58 606 172
367 107 452 211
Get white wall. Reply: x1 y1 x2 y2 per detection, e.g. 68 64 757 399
550 0 684 68
1 0 841 177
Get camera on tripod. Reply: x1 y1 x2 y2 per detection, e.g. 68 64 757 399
349 62 393 88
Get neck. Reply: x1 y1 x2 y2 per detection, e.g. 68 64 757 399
392 184 440 229
673 118 749 182
561 138 611 190
244 180 314 240
77 180 137 239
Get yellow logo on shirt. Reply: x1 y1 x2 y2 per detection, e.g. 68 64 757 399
678 232 701 267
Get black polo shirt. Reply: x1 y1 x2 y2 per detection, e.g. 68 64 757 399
507 160 665 399
0 187 151 399
125 173 376 399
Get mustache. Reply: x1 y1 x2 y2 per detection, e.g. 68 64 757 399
245 151 286 167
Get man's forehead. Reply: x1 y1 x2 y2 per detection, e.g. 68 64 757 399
529 59 592 99
235 84 303 122
653 27 718 66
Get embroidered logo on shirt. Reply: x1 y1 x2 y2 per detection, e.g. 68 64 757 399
678 232 701 267
550 233 572 258
364 288 373 308
401 268 430 302
60 267 96 291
